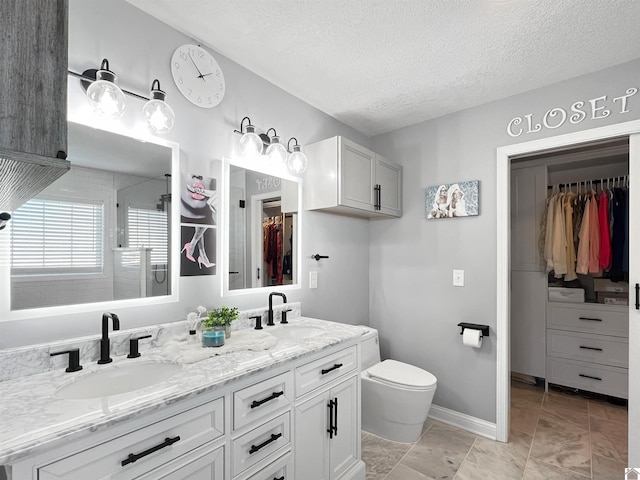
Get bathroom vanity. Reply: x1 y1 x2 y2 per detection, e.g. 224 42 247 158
0 317 366 480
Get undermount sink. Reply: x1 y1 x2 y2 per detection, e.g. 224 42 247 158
55 361 182 400
268 325 324 341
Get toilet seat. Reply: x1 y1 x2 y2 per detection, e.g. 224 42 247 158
365 359 437 391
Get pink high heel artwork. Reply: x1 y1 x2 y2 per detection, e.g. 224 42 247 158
197 256 215 269
181 242 195 262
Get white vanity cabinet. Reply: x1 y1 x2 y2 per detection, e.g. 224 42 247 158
303 136 402 218
294 346 361 480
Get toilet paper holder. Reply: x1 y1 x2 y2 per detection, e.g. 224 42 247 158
457 323 489 337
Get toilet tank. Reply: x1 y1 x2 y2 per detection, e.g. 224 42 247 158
360 327 381 370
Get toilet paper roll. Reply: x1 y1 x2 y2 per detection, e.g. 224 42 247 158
462 328 483 348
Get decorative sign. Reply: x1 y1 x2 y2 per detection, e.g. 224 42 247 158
425 180 479 219
256 176 281 191
507 87 638 137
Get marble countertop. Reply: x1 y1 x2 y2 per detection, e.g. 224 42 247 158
0 317 366 465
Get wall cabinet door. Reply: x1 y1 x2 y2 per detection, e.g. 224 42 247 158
294 375 358 480
375 156 402 217
339 137 376 212
0 0 70 211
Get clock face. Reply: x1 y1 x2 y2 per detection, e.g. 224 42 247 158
170 44 225 108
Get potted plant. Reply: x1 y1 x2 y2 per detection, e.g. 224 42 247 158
204 306 239 340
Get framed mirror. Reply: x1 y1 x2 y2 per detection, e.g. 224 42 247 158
0 118 180 319
222 157 301 295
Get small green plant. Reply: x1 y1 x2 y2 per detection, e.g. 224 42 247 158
202 306 239 328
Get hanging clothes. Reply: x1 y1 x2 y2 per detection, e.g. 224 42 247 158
587 191 601 276
563 192 578 281
575 194 591 275
610 187 627 280
598 190 612 270
551 193 567 277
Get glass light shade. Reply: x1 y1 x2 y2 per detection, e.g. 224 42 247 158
287 145 308 174
143 99 175 134
266 136 288 164
239 125 263 157
86 70 126 119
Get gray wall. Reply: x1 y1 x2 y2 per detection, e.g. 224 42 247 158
369 59 640 422
0 0 371 348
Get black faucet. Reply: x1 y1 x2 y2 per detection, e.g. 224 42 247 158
268 292 287 326
98 312 120 364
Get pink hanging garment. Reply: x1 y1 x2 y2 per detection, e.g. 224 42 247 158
588 192 601 276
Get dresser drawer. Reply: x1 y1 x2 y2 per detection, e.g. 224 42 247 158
547 303 628 337
238 451 292 480
547 330 629 368
546 357 628 398
233 371 293 431
39 397 225 480
295 345 357 398
232 411 290 477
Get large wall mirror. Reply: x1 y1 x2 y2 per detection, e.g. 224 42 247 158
222 157 301 295
1 119 180 318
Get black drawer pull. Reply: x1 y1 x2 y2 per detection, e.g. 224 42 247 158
273 477 285 480
579 345 603 352
251 391 285 409
578 316 602 322
579 373 602 381
321 363 343 375
249 433 282 454
121 436 180 466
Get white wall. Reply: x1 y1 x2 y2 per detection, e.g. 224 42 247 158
370 59 640 422
0 0 371 348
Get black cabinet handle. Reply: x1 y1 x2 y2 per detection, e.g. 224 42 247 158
579 373 602 381
635 283 639 310
333 397 338 437
578 316 602 322
273 477 285 480
121 436 180 466
321 363 343 375
249 433 282 454
251 391 284 409
579 345 603 352
327 399 335 439
374 184 381 210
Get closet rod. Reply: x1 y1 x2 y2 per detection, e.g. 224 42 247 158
546 175 629 190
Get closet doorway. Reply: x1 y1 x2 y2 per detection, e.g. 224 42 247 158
496 120 640 468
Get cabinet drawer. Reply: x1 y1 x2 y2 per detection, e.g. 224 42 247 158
136 442 225 480
546 357 628 399
39 397 224 480
547 330 628 367
547 303 628 337
295 345 357 398
234 371 293 431
239 451 292 480
232 411 290 477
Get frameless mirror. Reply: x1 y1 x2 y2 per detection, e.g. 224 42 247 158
6 121 179 312
223 157 301 294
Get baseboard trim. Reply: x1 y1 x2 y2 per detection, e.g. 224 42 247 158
428 404 497 441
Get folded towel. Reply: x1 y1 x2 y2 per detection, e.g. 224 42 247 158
158 330 278 364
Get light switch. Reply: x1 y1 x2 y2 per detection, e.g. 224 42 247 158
453 269 464 287
309 271 318 289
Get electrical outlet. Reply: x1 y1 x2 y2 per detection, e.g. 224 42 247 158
309 271 318 289
453 269 464 287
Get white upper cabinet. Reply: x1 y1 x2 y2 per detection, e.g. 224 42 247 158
303 136 402 218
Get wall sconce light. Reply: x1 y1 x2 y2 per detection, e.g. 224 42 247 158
235 117 264 157
265 128 288 165
233 118 309 175
69 58 175 134
85 59 127 119
142 79 175 135
286 138 308 174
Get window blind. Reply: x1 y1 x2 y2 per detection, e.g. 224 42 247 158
10 198 104 274
127 207 168 265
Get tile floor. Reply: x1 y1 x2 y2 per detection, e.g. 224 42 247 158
362 381 628 480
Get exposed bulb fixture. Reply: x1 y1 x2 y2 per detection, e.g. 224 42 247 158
86 58 126 119
237 117 264 157
142 79 175 134
265 128 288 165
287 138 308 174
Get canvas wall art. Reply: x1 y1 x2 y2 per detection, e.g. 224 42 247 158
425 180 479 219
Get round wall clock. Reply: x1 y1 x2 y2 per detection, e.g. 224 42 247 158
170 44 225 108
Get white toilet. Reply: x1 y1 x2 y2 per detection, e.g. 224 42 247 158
360 327 437 443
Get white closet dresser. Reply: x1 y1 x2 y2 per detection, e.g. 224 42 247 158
546 302 628 398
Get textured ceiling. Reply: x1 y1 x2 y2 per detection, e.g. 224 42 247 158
127 0 640 137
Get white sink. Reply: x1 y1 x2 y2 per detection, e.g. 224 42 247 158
56 361 182 399
268 326 324 341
